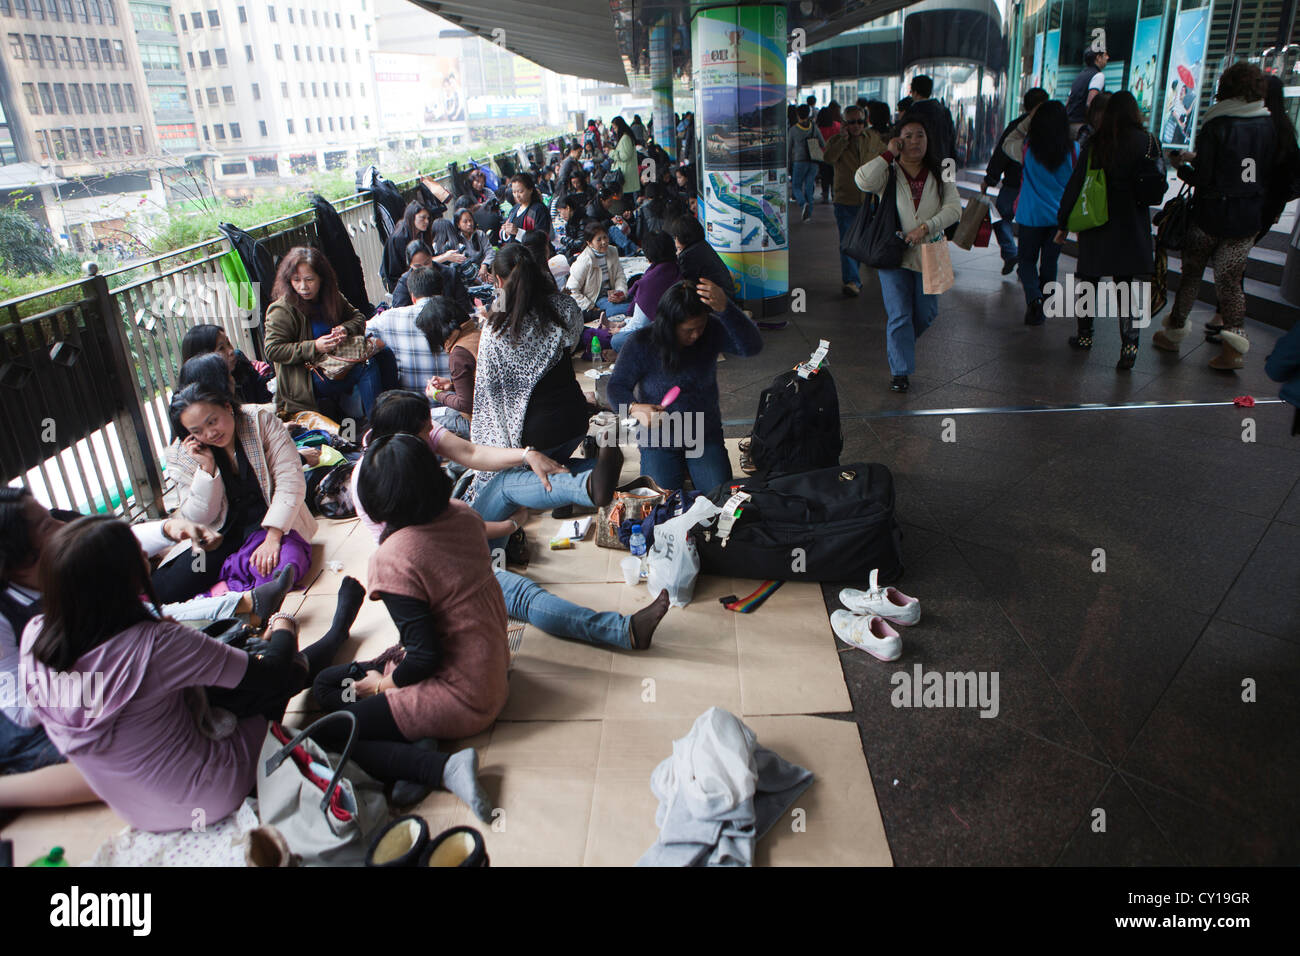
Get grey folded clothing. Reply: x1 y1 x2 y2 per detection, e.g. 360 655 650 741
638 707 813 867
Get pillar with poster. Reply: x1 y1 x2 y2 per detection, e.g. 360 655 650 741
691 4 790 317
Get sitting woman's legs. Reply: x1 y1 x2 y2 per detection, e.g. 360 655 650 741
150 530 243 604
596 295 633 318
0 761 100 808
496 568 630 648
685 439 734 493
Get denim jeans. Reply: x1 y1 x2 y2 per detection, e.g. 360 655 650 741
161 591 243 623
638 439 732 493
596 295 632 318
993 185 1019 261
472 459 596 523
495 568 630 649
877 267 939 376
792 161 818 210
430 404 471 438
1016 225 1062 305
608 224 637 256
832 203 864 285
611 308 653 351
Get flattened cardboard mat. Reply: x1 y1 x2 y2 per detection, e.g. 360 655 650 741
2 445 891 867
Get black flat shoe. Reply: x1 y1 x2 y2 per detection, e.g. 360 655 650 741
1001 259 1017 275
420 826 490 867
889 375 909 393
1024 298 1045 326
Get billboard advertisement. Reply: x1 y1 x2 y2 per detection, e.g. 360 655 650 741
1131 15 1164 118
1160 2 1212 147
373 52 466 135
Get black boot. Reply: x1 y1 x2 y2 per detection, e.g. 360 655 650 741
1024 298 1045 326
1068 318 1093 350
1116 339 1139 370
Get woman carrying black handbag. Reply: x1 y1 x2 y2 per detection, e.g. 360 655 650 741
853 113 961 392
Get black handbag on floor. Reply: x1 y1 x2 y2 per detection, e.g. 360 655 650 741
695 463 903 583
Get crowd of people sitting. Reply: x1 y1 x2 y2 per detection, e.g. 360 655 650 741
0 115 767 836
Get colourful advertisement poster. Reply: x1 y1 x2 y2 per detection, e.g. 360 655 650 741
1031 32 1044 87
692 5 789 303
1160 2 1212 147
372 52 465 133
1042 30 1061 98
1131 15 1164 118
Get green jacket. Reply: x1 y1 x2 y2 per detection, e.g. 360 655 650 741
263 296 367 418
612 133 639 191
822 128 888 206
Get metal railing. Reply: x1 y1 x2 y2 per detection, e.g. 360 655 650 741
1 138 564 519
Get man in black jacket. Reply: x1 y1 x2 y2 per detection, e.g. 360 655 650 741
906 75 956 162
1066 48 1110 137
557 141 583 201
982 87 1049 275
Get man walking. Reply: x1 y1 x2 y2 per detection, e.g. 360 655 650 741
823 104 887 295
905 74 956 161
982 87 1049 276
1066 47 1109 137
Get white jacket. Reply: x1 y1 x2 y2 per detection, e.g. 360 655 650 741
566 244 628 310
164 405 316 563
854 156 963 272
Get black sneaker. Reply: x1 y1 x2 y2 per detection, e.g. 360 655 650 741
1024 298 1045 326
889 375 909 393
1001 258 1017 275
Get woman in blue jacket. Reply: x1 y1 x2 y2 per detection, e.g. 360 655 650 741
607 278 762 492
1002 101 1079 325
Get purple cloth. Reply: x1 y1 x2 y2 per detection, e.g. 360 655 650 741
631 261 682 320
219 528 311 592
20 618 262 832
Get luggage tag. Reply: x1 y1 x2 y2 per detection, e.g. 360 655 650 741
795 339 830 380
715 491 752 548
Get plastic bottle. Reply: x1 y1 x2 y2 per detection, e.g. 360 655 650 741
629 524 647 560
27 846 69 867
591 338 604 366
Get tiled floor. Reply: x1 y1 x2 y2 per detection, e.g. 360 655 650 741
5 213 1297 866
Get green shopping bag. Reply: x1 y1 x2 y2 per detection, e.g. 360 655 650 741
1066 155 1109 233
219 247 257 312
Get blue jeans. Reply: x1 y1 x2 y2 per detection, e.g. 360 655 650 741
495 568 630 649
608 224 637 256
877 267 939 376
473 459 597 537
1016 225 1062 305
596 295 632 318
792 161 817 209
611 308 652 351
638 438 732 493
0 716 63 774
993 185 1019 261
833 203 864 285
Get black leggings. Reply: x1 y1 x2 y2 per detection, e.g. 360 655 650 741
152 529 247 604
308 661 449 787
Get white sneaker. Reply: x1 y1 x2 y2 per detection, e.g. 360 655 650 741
839 569 921 625
831 611 902 662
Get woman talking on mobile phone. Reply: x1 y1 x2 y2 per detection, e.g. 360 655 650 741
151 379 315 604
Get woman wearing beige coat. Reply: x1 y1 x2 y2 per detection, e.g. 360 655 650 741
565 220 630 318
855 113 962 392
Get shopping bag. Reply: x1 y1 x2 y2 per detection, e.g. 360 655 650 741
845 165 907 269
951 195 991 250
973 218 993 247
645 496 723 607
921 239 955 295
256 712 388 867
1066 155 1109 232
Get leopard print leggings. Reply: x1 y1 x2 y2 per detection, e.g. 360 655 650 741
1171 224 1254 333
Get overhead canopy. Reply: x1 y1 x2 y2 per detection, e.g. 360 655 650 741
407 0 631 86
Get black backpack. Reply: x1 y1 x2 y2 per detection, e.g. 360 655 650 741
746 364 843 479
695 462 903 583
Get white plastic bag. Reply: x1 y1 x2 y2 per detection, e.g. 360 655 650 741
645 496 723 607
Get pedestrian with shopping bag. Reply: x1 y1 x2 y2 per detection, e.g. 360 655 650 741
854 113 962 392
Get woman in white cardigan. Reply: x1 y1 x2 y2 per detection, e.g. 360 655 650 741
566 220 631 319
855 114 962 392
152 382 317 604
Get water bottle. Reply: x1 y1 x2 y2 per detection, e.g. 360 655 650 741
629 524 646 576
27 846 69 867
